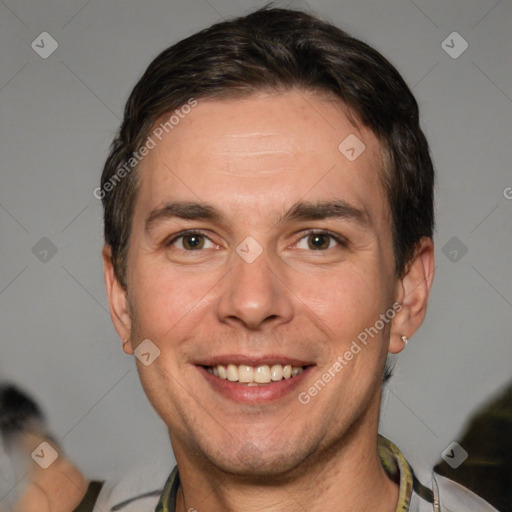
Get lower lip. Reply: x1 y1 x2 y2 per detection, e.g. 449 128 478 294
197 366 314 404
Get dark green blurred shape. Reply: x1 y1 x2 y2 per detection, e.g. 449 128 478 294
434 383 512 511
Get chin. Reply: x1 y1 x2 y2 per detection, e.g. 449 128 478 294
196 433 319 480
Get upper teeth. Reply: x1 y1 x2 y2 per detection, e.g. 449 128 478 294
207 364 304 384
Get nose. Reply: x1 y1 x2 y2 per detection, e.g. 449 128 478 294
217 249 294 331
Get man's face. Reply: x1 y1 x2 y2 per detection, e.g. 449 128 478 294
121 90 400 475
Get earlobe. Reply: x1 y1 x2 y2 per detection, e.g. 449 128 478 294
102 245 134 354
389 237 435 354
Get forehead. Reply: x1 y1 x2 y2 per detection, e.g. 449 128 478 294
135 90 389 228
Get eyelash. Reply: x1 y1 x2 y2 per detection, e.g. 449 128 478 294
165 229 348 251
165 230 218 250
296 229 348 250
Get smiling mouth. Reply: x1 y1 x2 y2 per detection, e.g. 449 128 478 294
204 363 306 386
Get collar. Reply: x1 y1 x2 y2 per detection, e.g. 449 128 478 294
155 435 417 512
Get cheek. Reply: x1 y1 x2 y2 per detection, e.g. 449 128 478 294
290 262 390 338
129 256 222 337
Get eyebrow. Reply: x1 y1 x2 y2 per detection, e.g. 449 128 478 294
145 202 222 233
144 199 370 234
282 200 369 227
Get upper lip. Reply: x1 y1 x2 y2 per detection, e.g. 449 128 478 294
195 354 314 367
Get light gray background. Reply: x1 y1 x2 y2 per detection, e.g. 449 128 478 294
0 0 511 484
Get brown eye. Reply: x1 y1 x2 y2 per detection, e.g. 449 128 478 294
307 233 331 250
182 234 204 250
167 232 217 251
294 231 345 251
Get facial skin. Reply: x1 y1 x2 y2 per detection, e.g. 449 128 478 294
104 89 434 512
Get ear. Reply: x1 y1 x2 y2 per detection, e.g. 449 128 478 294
102 245 134 354
389 237 435 354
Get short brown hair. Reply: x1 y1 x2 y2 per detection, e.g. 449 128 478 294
101 5 435 288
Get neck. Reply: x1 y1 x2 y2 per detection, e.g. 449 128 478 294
172 402 399 512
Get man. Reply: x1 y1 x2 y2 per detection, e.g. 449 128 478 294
93 6 497 512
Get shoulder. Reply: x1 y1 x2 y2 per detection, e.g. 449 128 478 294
93 457 173 511
411 466 499 512
380 435 498 512
432 472 499 512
